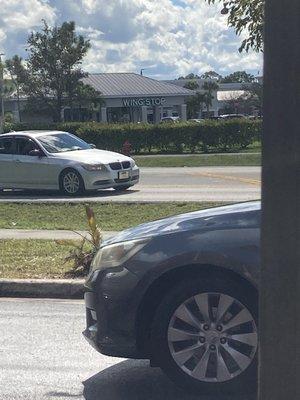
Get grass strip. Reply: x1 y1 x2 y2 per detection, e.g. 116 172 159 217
0 202 222 231
135 153 261 167
0 239 77 279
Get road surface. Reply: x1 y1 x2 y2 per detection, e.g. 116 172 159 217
0 298 256 400
0 167 261 203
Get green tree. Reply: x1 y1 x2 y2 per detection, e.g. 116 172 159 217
184 80 200 90
222 71 255 83
67 81 105 121
206 0 264 52
242 82 263 115
201 71 223 81
186 93 206 119
202 81 219 115
178 73 201 80
5 56 28 122
23 20 94 122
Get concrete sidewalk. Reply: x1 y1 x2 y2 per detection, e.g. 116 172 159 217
0 229 117 240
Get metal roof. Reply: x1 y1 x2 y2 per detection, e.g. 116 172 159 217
165 79 253 92
82 73 193 98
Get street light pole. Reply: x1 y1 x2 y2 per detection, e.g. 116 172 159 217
0 53 4 134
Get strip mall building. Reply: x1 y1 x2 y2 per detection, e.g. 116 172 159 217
79 73 192 123
4 72 259 124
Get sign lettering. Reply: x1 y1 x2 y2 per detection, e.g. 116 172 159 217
122 97 166 107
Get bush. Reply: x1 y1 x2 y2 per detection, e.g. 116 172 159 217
3 119 262 154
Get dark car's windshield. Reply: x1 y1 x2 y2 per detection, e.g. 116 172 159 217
37 133 91 153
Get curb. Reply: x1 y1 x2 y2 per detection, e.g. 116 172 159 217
0 278 85 299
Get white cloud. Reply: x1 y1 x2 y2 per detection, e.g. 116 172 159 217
1 0 56 30
0 0 263 79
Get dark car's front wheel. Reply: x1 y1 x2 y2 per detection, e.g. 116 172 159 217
150 275 258 396
59 169 85 196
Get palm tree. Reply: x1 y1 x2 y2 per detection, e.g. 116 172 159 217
202 81 219 116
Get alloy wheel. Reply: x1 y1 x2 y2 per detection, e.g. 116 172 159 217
63 172 80 194
168 292 258 383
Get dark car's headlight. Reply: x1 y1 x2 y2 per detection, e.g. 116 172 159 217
90 238 149 272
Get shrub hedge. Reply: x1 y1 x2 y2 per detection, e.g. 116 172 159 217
3 119 261 154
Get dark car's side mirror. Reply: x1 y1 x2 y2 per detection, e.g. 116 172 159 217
89 143 96 149
28 149 43 157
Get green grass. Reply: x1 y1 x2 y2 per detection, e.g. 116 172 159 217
0 239 77 279
0 202 222 231
135 153 261 167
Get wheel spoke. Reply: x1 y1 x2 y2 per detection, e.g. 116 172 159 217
223 308 253 331
216 294 233 323
194 293 210 322
172 343 203 366
230 332 257 347
222 343 252 371
168 327 200 342
217 349 232 381
191 348 211 380
175 304 202 330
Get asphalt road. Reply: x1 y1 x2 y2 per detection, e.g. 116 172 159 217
0 167 261 203
0 298 256 400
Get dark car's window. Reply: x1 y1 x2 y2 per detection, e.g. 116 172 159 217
0 137 15 155
37 133 90 153
16 137 39 156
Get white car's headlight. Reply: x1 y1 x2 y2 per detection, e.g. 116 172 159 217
91 238 149 272
81 163 104 171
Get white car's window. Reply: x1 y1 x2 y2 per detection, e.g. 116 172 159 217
0 137 15 155
16 138 39 156
37 133 91 153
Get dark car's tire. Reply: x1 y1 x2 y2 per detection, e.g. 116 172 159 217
150 274 258 396
113 185 131 191
59 169 85 196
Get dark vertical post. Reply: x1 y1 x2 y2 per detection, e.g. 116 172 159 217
260 1 300 399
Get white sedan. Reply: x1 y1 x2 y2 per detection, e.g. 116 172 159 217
0 131 140 196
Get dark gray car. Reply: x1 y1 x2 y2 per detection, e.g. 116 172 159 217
83 201 260 396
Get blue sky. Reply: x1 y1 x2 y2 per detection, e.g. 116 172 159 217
0 0 263 79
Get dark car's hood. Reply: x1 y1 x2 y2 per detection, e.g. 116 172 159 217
103 201 261 246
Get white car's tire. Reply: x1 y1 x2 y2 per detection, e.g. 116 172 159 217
59 169 85 196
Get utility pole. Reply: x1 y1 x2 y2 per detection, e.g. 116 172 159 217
0 53 4 134
260 1 300 399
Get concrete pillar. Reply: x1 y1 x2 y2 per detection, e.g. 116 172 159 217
154 106 161 124
101 107 107 123
141 106 148 123
259 1 300 400
180 104 187 121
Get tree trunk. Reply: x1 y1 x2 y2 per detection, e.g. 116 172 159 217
17 86 22 123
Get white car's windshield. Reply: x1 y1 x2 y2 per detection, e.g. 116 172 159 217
37 133 91 153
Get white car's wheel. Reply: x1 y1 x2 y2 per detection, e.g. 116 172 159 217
59 169 84 196
150 275 258 396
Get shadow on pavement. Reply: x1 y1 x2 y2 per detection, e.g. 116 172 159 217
83 360 256 400
0 188 139 200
